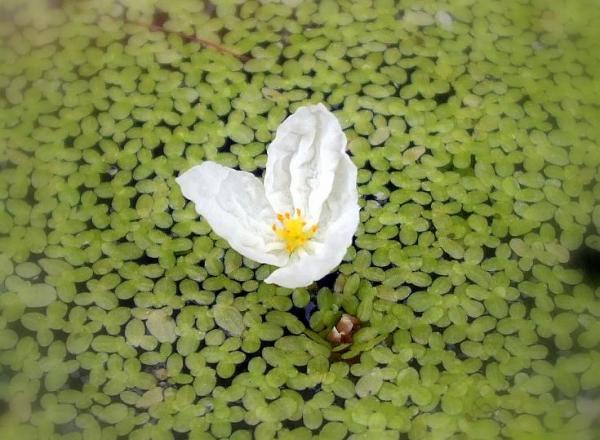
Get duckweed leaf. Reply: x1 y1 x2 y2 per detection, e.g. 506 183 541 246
147 310 177 343
213 304 245 337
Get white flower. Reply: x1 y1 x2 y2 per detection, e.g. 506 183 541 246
176 103 360 289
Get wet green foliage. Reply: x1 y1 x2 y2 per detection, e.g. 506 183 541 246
1 0 600 438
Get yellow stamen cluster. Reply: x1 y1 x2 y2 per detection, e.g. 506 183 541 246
272 208 318 253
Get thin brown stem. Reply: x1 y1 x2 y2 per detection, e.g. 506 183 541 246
109 13 249 61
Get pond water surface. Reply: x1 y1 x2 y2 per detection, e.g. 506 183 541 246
0 0 599 439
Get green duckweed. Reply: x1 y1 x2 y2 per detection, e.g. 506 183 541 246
0 0 600 438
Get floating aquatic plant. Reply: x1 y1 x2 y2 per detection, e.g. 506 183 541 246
0 0 599 438
177 104 360 288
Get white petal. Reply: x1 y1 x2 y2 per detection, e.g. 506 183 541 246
265 156 359 288
263 103 347 222
176 162 288 267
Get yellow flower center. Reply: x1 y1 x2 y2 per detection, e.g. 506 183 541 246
272 208 318 253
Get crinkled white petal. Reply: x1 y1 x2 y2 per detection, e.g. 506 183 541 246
176 162 288 267
263 103 347 223
265 155 359 288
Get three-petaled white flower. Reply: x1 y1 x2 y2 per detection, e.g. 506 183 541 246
176 104 360 288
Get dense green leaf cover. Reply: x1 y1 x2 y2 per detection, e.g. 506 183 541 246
0 0 599 439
